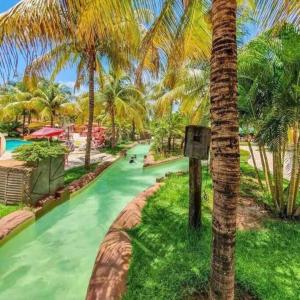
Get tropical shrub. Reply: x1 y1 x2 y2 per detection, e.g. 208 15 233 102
238 24 300 217
0 121 21 137
13 141 67 163
151 112 186 158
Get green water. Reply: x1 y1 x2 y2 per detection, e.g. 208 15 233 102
0 145 187 300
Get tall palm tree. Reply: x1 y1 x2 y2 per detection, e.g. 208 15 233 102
209 1 239 299
95 70 145 148
152 65 210 125
136 2 299 299
0 83 39 133
31 81 71 127
0 1 299 298
0 0 140 169
239 25 300 217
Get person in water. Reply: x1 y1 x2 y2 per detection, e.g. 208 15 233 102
129 156 136 163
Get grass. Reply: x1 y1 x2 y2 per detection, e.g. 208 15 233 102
151 143 183 162
0 203 23 218
124 150 300 300
64 163 98 185
153 150 183 162
101 141 133 156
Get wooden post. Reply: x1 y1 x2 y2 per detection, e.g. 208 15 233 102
189 158 202 229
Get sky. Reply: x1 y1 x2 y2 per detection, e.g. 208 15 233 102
0 0 78 91
0 0 259 91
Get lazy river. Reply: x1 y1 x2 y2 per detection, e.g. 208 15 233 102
0 144 188 300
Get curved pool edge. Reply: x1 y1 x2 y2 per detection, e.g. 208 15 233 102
0 158 119 247
0 141 139 247
0 211 35 247
86 182 163 300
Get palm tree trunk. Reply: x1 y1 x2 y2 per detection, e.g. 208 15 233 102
168 136 172 153
50 110 55 128
247 140 263 190
262 146 273 190
273 150 283 212
259 145 274 197
209 1 239 299
293 165 300 216
85 49 96 169
22 112 26 135
28 111 32 125
287 142 298 215
131 120 136 141
287 126 299 216
111 105 116 148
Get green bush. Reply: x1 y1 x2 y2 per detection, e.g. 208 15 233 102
13 141 67 163
0 121 21 137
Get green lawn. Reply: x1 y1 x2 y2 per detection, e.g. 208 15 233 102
124 151 300 300
0 203 22 218
64 163 98 185
101 141 134 156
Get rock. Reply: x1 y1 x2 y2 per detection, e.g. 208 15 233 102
156 176 165 183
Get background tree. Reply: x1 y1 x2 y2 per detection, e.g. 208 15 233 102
31 81 71 127
238 24 300 216
0 0 141 169
95 70 145 148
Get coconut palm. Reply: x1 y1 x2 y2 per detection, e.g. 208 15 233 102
153 64 210 124
25 41 133 168
138 2 299 298
207 2 240 298
0 82 40 134
30 81 71 127
94 70 145 148
0 1 299 299
239 25 300 216
0 0 140 169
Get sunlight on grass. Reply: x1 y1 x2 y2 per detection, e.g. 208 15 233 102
125 157 300 300
64 164 97 185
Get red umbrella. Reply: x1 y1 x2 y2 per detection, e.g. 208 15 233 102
30 127 64 138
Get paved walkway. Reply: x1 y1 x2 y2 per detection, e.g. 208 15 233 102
65 150 115 170
241 145 292 180
0 150 114 170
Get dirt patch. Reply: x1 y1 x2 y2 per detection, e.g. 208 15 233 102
237 196 269 230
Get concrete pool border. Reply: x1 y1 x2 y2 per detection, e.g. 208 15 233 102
86 182 163 300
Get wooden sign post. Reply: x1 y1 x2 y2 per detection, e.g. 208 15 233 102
184 126 211 229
